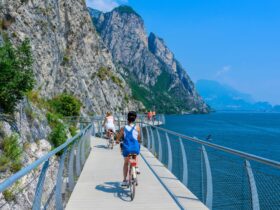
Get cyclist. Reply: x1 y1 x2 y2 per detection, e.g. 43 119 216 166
102 112 116 138
116 111 141 187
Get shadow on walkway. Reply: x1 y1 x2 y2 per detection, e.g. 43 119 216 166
94 145 108 149
95 182 131 202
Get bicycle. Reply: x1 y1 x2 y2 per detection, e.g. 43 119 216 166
128 154 138 201
107 129 114 149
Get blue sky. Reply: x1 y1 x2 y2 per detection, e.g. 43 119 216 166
86 0 280 105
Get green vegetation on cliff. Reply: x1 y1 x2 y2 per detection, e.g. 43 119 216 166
46 94 82 151
49 93 82 117
96 66 124 88
0 37 35 113
0 133 22 173
129 70 189 113
26 91 82 151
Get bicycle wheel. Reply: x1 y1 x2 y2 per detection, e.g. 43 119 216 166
129 179 136 201
129 168 136 201
110 136 114 149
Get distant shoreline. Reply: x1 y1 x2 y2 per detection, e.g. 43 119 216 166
164 110 280 116
214 110 280 113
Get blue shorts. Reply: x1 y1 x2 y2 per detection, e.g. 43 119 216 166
122 145 140 157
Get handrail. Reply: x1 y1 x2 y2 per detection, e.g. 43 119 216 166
0 124 92 193
90 116 279 209
78 116 280 170
95 115 280 170
142 122 280 170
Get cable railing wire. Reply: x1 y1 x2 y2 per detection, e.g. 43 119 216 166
137 119 280 210
0 122 92 210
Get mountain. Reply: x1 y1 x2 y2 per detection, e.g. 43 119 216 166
273 105 280 112
90 6 209 114
88 7 102 19
0 2 142 208
1 1 140 115
196 80 274 111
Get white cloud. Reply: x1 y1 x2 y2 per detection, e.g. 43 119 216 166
215 65 231 78
86 0 128 12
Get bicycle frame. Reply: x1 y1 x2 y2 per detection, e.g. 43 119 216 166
107 130 114 149
128 154 137 200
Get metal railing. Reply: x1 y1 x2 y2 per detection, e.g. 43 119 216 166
3 113 278 210
137 121 280 210
0 123 92 210
89 115 280 209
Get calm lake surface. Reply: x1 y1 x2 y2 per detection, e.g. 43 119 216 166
156 113 280 209
162 112 280 161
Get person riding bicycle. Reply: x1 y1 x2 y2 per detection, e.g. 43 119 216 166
116 111 141 187
102 112 116 138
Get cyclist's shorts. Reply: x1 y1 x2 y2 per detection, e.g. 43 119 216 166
105 124 115 133
122 145 140 157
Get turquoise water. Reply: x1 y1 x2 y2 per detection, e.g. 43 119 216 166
162 112 280 161
153 113 280 209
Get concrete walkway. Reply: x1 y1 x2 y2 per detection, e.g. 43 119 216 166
66 137 208 210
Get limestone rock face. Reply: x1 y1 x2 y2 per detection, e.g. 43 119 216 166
0 0 139 115
0 1 143 208
0 101 55 210
148 33 209 113
92 6 209 113
95 7 161 86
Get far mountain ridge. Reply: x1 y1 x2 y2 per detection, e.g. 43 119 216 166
196 79 279 112
89 6 209 114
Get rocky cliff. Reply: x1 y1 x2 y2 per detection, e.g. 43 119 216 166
0 1 142 209
91 6 209 113
0 0 139 115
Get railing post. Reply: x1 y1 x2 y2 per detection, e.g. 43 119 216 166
81 134 86 166
32 160 50 210
140 121 144 146
165 132 173 172
76 138 82 176
179 137 188 186
87 127 92 155
118 115 121 130
92 120 96 136
202 145 213 209
146 126 151 149
149 126 155 154
98 119 102 137
68 143 76 191
156 128 162 161
245 160 260 210
55 148 68 210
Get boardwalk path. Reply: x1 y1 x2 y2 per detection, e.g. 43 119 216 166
66 137 207 210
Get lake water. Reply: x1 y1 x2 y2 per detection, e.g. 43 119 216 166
148 113 280 209
162 112 280 161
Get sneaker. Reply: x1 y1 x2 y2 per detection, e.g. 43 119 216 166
121 180 128 187
136 167 140 175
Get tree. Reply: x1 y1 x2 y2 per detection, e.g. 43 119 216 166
0 37 34 113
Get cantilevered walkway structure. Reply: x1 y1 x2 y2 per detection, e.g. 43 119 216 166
66 137 207 210
0 114 280 210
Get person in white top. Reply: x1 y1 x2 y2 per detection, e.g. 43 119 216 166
102 112 116 137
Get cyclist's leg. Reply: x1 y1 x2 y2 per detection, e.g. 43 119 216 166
135 155 140 174
123 157 129 180
121 156 129 186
